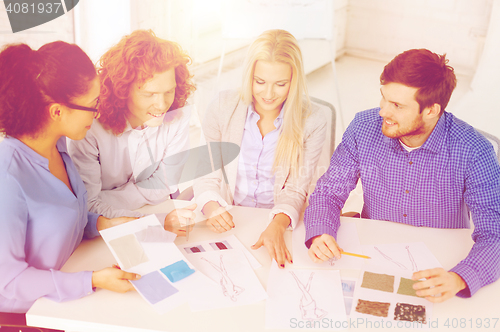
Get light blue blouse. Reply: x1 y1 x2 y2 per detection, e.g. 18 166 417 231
233 104 284 208
0 136 100 313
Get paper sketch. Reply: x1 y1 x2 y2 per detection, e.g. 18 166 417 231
406 246 418 271
185 250 267 311
364 243 442 274
265 265 347 330
201 255 244 302
289 271 328 321
374 246 408 270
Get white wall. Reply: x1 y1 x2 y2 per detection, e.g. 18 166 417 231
345 0 493 75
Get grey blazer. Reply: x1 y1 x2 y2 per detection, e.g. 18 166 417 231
193 90 326 228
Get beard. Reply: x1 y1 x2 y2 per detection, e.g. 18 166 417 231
381 114 426 140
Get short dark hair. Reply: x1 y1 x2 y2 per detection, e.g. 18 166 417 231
380 49 457 113
0 41 96 138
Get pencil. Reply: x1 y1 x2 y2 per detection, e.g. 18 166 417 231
341 251 371 259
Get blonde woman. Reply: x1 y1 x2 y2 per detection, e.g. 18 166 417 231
194 29 326 268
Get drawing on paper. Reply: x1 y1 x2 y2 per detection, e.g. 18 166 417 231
374 246 408 270
289 272 328 321
201 255 244 302
327 256 338 266
406 246 418 271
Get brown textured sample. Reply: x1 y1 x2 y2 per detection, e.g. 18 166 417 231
397 277 419 297
361 271 395 293
355 299 391 317
394 302 427 324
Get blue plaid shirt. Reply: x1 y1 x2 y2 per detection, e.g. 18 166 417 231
304 108 500 297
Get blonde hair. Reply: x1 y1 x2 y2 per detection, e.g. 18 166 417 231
240 29 310 177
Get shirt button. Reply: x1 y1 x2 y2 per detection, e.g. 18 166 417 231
409 161 413 165
403 214 407 217
405 190 409 194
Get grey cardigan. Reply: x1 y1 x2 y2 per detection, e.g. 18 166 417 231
193 90 327 228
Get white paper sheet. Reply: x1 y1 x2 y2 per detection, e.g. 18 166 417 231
292 221 364 269
177 234 261 269
266 264 347 330
362 242 442 274
350 267 433 329
99 215 216 313
185 250 267 311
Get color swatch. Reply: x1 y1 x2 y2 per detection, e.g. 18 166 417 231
355 299 391 317
397 277 419 297
131 271 179 305
209 240 232 251
109 234 149 269
185 245 205 254
160 260 195 283
361 271 394 293
394 302 426 324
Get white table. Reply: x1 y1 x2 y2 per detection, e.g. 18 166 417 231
27 204 500 332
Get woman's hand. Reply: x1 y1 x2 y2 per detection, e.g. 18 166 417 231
96 216 138 231
91 266 140 293
203 201 234 233
251 213 292 268
164 204 197 236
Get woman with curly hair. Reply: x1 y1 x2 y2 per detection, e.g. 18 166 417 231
69 30 197 235
193 29 326 268
0 41 140 316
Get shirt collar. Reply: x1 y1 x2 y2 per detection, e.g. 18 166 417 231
419 112 447 154
3 136 68 170
381 112 447 154
247 103 285 128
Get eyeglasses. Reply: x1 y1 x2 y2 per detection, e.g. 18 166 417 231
64 98 100 118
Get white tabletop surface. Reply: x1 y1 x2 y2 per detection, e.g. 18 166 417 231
26 202 500 332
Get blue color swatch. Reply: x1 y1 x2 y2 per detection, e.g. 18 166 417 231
160 260 195 283
131 271 178 304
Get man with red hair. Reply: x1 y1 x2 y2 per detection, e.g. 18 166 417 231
304 49 500 302
70 30 197 235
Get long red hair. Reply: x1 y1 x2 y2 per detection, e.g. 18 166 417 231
98 30 195 135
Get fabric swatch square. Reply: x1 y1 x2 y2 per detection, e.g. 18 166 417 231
394 302 427 324
355 299 391 317
109 234 149 269
185 245 205 254
397 277 419 297
209 240 232 250
361 271 394 293
131 271 179 305
160 260 195 282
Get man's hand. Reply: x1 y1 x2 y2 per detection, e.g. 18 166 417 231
164 204 197 236
412 268 467 303
308 234 342 263
203 201 234 233
96 216 138 231
92 266 140 292
252 213 292 269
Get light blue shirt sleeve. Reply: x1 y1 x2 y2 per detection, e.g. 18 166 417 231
0 137 95 313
